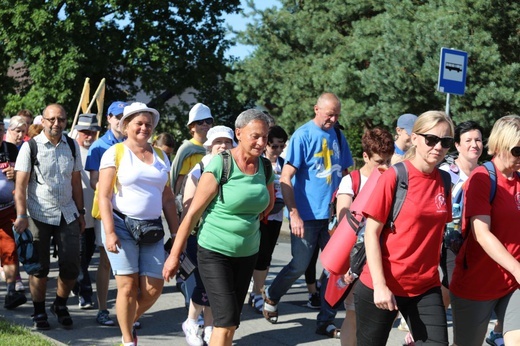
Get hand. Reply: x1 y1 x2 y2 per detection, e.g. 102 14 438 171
342 271 356 285
105 232 120 254
373 284 398 311
2 166 15 180
289 213 305 238
162 253 180 282
12 217 28 234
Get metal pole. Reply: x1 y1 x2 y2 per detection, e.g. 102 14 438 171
445 93 451 117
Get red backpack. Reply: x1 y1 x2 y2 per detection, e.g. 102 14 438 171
328 170 361 233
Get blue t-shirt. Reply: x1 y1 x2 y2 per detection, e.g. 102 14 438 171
286 120 353 221
85 129 124 171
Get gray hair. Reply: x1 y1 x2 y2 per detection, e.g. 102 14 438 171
8 115 28 130
235 109 271 129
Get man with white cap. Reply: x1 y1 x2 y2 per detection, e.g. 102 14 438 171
391 113 418 165
170 103 214 215
84 101 128 327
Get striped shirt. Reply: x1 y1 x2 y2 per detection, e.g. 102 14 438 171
15 132 83 225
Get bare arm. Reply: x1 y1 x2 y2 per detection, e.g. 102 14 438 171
13 171 30 233
336 193 353 222
163 172 219 281
89 170 99 190
260 182 275 219
174 174 185 196
162 185 179 236
472 215 520 284
364 217 398 311
280 163 304 238
98 167 118 253
71 170 85 233
180 173 199 223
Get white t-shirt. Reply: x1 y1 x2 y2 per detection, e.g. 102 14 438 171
99 144 170 220
337 170 369 197
268 157 284 222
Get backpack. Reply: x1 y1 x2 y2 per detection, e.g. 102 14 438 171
91 143 166 219
14 228 42 275
328 169 361 233
28 136 77 184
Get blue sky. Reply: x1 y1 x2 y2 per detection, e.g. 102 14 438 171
223 0 280 59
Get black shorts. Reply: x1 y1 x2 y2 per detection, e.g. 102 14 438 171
197 246 257 328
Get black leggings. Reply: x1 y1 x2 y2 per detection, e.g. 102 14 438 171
354 281 448 346
255 220 282 270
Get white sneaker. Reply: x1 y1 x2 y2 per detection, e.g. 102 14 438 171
182 320 203 346
15 280 25 292
203 326 213 345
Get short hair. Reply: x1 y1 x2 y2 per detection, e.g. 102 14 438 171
268 125 288 143
316 92 341 109
487 115 520 156
404 110 455 160
17 109 33 120
43 103 66 118
153 132 176 149
235 109 271 129
8 115 28 130
361 127 394 159
454 120 484 144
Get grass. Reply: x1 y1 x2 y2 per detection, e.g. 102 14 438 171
0 317 55 346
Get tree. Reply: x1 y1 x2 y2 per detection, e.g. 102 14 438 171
0 0 244 139
229 0 520 157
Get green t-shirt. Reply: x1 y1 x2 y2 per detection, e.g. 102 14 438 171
197 153 274 257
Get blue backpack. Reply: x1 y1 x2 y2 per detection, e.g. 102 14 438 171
14 228 42 275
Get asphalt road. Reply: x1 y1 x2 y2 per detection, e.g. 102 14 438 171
1 223 495 345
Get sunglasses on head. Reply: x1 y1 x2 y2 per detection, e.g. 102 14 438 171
511 146 520 157
416 133 454 149
195 118 213 126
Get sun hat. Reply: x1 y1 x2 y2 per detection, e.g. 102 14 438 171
203 126 237 149
187 103 213 126
119 102 160 131
107 101 128 117
397 113 418 135
75 113 102 131
33 115 43 125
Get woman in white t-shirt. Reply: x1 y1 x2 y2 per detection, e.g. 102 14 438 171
335 127 394 346
98 102 179 346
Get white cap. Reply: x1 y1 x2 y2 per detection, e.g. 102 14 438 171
203 126 237 149
119 102 160 131
187 103 212 126
33 115 43 125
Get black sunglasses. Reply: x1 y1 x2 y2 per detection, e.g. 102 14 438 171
269 144 286 150
416 133 454 149
511 146 520 157
195 118 213 126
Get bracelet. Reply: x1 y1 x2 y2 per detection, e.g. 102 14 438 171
17 214 28 219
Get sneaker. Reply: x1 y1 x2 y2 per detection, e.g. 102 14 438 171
182 320 203 346
96 309 115 326
4 291 27 310
203 326 213 345
307 292 320 309
15 280 25 292
315 323 341 339
49 303 73 329
79 296 94 309
486 330 505 346
32 313 50 330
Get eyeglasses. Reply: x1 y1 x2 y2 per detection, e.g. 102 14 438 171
43 117 67 124
195 118 213 126
511 146 520 157
416 133 454 149
269 144 286 150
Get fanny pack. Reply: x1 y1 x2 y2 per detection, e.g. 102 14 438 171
114 210 164 244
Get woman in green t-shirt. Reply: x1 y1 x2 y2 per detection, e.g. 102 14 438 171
163 109 275 345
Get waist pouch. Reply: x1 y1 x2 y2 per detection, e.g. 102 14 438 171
114 210 164 244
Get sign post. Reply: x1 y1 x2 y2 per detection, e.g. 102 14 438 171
437 47 468 116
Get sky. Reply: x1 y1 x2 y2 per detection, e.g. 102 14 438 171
223 0 280 60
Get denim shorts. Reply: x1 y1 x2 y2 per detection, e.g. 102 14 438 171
102 212 164 279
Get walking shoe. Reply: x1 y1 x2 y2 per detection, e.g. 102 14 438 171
203 326 213 345
307 292 320 309
32 313 50 330
316 323 341 339
79 296 94 309
49 303 73 329
15 279 25 292
132 326 138 345
485 330 504 346
182 320 203 346
96 309 115 326
4 291 27 310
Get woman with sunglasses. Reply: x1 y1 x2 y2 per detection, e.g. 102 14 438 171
354 111 454 345
449 115 520 346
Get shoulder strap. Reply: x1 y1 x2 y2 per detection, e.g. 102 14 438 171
439 169 451 200
218 150 232 202
334 126 342 152
277 156 285 167
152 146 165 161
483 161 497 203
350 170 361 199
29 138 38 168
64 136 77 164
261 156 273 184
112 143 125 193
388 162 408 230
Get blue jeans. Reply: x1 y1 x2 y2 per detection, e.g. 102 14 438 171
266 219 337 327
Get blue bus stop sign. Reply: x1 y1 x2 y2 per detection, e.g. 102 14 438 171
437 48 468 95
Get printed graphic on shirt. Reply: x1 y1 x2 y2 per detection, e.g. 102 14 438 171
314 138 342 184
435 192 447 212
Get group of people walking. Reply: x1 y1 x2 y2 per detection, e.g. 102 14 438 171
1 93 519 346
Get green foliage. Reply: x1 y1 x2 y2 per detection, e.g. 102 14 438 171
229 0 520 158
0 0 246 141
0 318 53 346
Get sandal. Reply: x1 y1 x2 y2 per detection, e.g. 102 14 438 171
252 295 264 314
262 292 278 324
315 323 341 339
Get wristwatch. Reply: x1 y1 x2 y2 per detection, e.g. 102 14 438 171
78 208 86 215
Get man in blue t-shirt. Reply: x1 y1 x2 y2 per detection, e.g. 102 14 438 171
263 93 353 338
84 100 127 327
390 113 417 165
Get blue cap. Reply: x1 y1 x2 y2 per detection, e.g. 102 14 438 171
107 101 128 117
397 113 418 135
